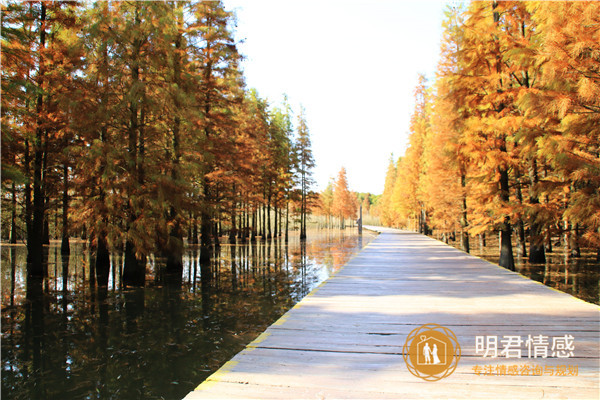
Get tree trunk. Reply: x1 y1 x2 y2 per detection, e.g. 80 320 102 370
262 203 267 241
165 18 184 279
229 189 236 244
95 233 110 286
251 209 257 242
498 168 515 271
61 163 70 255
478 232 486 252
285 200 289 243
460 173 469 253
123 240 146 286
245 202 251 241
492 4 514 271
514 172 527 258
123 7 146 284
256 205 260 237
528 159 545 263
421 208 430 236
278 207 283 237
25 139 32 244
571 223 581 257
545 226 553 253
300 172 306 240
517 220 526 258
274 204 278 238
43 204 50 245
10 181 17 244
267 193 272 239
200 183 212 263
28 2 47 277
192 214 199 244
214 214 221 247
563 220 571 262
525 218 542 256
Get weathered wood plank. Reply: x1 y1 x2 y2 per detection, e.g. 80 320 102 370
184 228 600 399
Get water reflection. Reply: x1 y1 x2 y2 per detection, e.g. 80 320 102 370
445 233 599 305
1 230 376 400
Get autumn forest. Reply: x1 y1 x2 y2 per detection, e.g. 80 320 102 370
2 1 319 285
1 1 599 399
377 1 599 270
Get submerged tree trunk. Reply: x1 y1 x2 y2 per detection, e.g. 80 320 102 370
492 4 514 271
514 171 527 258
165 18 184 279
422 208 430 236
498 168 515 271
300 172 307 240
25 138 32 246
274 204 278 238
251 209 257 242
279 207 283 237
499 220 515 271
61 163 70 255
545 226 553 253
10 181 17 244
517 220 526 258
267 193 272 239
262 203 267 241
28 3 47 277
285 200 289 243
460 173 469 253
123 6 148 285
43 204 50 245
229 190 237 244
191 217 198 244
563 220 571 261
200 207 212 263
528 159 545 263
95 234 110 286
571 223 581 258
123 240 146 286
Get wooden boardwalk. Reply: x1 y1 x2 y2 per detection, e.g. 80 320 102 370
185 227 599 399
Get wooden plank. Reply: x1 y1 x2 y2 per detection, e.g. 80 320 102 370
184 228 600 399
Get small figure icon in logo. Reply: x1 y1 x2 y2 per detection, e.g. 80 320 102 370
403 323 461 381
417 335 445 365
417 335 446 365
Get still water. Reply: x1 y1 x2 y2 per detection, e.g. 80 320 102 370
444 233 599 305
1 230 377 400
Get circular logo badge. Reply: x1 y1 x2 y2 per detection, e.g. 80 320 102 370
403 323 461 381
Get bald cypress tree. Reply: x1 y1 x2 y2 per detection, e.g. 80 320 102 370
332 167 357 229
295 109 315 240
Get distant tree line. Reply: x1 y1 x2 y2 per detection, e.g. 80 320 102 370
313 167 381 229
378 1 599 269
1 1 315 284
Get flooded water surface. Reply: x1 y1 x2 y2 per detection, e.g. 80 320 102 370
443 233 599 305
1 230 376 400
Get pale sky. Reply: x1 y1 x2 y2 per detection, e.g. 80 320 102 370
223 0 448 194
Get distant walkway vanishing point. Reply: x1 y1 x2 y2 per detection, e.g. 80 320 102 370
185 227 600 399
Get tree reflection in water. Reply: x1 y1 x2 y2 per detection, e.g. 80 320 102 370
1 230 376 400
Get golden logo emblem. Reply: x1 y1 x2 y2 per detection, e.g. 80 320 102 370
403 323 461 381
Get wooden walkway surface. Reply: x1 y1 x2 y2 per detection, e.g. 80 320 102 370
185 227 599 399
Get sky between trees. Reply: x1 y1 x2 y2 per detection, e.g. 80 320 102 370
224 0 447 194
